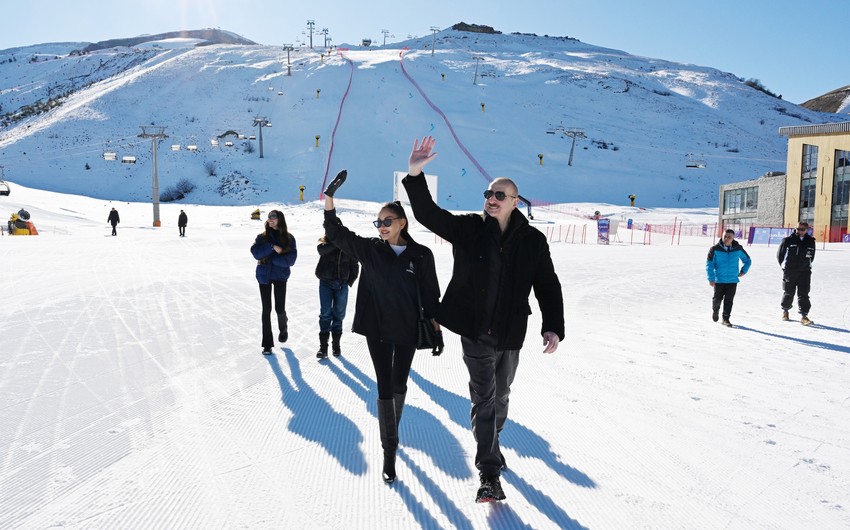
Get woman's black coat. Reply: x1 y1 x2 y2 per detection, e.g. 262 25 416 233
324 209 440 346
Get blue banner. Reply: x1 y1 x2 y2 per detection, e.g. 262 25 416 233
597 218 610 245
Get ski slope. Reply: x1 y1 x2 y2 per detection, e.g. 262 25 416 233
1 183 849 529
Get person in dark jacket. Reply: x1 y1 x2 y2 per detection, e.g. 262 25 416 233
322 170 442 484
777 222 816 325
178 210 188 237
107 208 120 236
250 210 297 355
315 234 360 358
402 136 565 504
706 229 752 327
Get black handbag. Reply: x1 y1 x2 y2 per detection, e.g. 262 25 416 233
415 274 438 350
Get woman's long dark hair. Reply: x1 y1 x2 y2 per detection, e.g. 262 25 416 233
381 201 411 243
260 209 291 253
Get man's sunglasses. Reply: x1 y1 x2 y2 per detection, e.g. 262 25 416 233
373 217 398 228
483 190 517 201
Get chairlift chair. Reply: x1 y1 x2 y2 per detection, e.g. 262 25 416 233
103 151 117 161
0 180 10 196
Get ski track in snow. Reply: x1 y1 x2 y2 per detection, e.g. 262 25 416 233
1 205 850 527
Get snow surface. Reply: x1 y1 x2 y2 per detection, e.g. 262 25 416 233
1 183 849 529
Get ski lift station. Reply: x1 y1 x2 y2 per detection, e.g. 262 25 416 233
686 154 706 168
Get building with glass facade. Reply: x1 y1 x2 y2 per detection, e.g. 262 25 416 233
779 122 850 242
718 172 786 236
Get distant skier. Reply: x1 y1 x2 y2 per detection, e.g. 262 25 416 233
777 222 816 325
706 229 751 327
628 194 636 207
107 208 120 236
178 210 188 237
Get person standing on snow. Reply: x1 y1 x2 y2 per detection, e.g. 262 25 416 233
107 207 120 236
314 233 359 358
178 210 188 237
251 210 297 355
322 169 442 484
706 228 751 327
777 222 816 325
402 136 565 504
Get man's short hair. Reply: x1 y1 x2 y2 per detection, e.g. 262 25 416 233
798 222 809 228
724 229 735 235
491 177 518 196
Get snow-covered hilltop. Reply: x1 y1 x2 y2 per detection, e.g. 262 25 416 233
0 27 846 209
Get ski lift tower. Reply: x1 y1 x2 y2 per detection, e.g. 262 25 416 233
253 117 272 158
307 20 315 49
382 29 390 46
563 128 586 166
472 56 484 85
430 26 440 56
283 44 294 76
138 125 168 227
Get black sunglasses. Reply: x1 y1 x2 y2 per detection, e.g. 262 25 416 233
267 213 278 220
373 217 398 228
483 190 517 201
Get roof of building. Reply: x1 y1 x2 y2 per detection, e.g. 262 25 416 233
779 121 850 137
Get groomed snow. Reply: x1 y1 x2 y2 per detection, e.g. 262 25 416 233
1 183 849 529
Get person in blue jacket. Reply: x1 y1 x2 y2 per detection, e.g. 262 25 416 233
251 210 297 354
706 229 751 327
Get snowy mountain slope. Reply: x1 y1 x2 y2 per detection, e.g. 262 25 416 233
0 29 846 209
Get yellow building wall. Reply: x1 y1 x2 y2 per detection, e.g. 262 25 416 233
784 133 850 242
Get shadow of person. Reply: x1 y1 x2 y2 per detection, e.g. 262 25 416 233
331 355 469 477
409 369 597 488
264 349 366 475
735 325 850 354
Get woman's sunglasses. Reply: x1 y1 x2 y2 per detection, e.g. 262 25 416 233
483 190 517 201
373 217 398 228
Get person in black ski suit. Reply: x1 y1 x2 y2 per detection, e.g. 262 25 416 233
315 234 359 358
402 136 565 504
777 222 816 324
322 170 442 484
250 210 297 355
107 207 120 236
178 210 188 237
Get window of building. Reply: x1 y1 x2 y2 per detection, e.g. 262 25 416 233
830 149 850 241
723 186 758 215
799 144 818 224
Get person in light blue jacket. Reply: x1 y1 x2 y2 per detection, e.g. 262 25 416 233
706 229 751 327
251 210 297 354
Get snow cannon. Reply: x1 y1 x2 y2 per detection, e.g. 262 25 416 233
7 210 38 235
251 208 261 220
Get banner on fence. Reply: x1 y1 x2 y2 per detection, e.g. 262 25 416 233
597 218 610 245
749 227 794 245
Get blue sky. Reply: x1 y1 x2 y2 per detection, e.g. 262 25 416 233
3 0 846 104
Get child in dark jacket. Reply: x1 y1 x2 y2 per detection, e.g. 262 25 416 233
315 235 359 358
250 210 297 355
